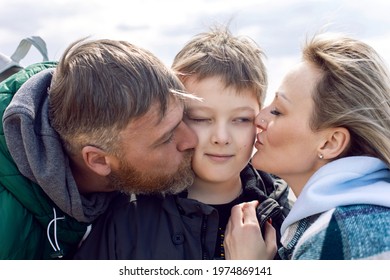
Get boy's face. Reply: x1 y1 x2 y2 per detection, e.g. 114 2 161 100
183 76 260 185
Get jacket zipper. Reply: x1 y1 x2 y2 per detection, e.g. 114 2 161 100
201 214 209 260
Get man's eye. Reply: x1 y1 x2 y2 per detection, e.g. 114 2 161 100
163 134 174 144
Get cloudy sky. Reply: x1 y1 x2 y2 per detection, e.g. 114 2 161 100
1 0 390 104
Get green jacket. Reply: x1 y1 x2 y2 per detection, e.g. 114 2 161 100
0 62 88 259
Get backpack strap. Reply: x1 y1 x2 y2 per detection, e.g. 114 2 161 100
10 36 48 63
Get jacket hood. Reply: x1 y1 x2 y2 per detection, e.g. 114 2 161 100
281 156 390 235
2 69 114 223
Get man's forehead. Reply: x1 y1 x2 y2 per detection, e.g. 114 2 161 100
127 99 183 131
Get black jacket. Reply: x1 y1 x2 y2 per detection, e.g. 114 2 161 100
74 164 292 259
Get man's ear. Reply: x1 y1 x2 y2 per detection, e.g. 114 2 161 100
81 146 112 176
318 127 350 160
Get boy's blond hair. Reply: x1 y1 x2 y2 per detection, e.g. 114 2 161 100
172 26 267 106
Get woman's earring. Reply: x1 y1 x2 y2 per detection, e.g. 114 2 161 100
318 154 324 159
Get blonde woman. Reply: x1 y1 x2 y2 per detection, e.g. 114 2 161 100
225 33 390 260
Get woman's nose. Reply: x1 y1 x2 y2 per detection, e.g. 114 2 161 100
255 113 267 130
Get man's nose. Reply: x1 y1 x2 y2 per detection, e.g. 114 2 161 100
177 121 198 151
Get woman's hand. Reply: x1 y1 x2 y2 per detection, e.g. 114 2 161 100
224 200 277 260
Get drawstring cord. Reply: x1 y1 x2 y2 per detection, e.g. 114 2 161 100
78 224 92 248
47 207 65 258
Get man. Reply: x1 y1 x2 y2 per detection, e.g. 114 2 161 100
0 39 197 259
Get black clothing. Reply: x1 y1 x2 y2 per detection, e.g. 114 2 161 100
74 164 291 259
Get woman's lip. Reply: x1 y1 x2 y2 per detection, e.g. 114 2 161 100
256 134 263 145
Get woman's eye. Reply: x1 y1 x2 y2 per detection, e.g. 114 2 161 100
270 108 281 116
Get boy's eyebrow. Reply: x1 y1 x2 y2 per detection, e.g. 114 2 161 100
186 105 212 111
187 105 257 113
231 106 258 111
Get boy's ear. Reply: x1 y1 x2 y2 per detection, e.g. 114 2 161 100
81 146 112 176
318 127 350 160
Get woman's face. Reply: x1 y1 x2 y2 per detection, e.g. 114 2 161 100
252 61 327 196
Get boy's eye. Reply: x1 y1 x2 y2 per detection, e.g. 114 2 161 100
234 117 252 123
233 118 253 123
187 117 211 123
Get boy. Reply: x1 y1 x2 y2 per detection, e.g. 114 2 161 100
172 27 291 259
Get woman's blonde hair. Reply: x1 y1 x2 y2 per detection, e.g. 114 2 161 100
303 33 390 166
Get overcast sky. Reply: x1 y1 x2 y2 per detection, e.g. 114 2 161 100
1 0 390 104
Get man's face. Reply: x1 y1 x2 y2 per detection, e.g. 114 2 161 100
108 98 198 195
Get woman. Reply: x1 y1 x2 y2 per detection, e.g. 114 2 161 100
224 32 390 260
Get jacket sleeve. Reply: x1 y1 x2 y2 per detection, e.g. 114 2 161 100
0 188 46 259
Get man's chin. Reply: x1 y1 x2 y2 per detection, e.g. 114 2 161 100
109 151 194 195
109 167 194 195
134 168 195 196
161 169 195 195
